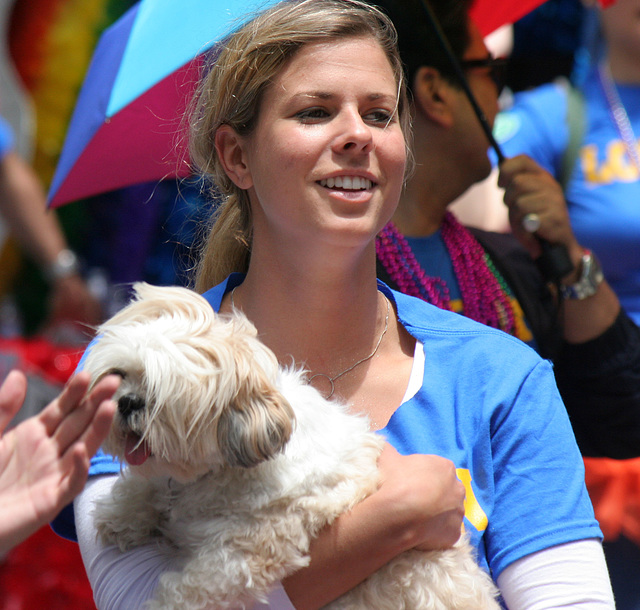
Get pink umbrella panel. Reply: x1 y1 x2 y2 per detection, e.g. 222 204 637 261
48 0 280 208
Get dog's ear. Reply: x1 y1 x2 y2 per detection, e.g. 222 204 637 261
216 382 295 468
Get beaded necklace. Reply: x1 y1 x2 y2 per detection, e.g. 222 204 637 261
376 212 516 334
598 60 640 174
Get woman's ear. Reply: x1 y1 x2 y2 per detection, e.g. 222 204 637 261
215 125 253 189
412 66 456 129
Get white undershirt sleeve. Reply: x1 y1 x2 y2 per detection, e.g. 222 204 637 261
497 539 615 609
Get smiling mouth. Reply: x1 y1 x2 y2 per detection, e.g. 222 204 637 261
318 176 374 190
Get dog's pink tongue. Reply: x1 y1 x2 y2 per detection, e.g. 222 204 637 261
124 434 150 466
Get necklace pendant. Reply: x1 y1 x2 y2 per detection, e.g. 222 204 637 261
307 296 390 400
308 373 336 399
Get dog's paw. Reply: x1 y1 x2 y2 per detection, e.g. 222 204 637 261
95 515 153 551
94 516 118 547
93 477 162 551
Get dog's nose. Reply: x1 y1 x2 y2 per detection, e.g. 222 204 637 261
118 394 145 418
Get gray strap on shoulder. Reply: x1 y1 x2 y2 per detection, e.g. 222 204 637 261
560 82 586 192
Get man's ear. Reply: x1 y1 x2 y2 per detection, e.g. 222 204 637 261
215 125 253 189
412 66 456 128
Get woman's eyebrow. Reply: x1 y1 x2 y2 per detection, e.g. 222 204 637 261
289 91 397 103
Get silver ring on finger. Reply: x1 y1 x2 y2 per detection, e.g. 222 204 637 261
522 212 541 233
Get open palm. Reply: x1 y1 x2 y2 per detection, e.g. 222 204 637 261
0 370 118 554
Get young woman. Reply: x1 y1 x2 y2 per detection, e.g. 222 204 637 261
66 1 613 608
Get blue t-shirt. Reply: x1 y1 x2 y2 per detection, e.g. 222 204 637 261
56 274 600 581
497 68 640 324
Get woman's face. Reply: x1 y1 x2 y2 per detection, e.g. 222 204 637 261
236 36 406 252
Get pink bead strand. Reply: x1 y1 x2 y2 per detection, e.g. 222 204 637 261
376 212 516 335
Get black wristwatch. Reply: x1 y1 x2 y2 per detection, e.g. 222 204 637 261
560 249 604 300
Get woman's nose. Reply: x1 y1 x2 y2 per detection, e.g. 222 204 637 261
332 109 373 154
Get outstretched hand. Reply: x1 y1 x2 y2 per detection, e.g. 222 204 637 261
0 370 119 554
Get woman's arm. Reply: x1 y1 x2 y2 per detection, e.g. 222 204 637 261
75 476 181 610
497 539 615 609
76 445 465 609
284 445 466 609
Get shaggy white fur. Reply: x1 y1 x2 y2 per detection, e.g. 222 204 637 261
83 283 500 610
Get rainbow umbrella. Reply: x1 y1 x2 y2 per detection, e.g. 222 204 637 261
48 0 556 208
48 0 280 207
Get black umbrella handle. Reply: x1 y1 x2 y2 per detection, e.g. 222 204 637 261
417 0 574 284
536 240 575 283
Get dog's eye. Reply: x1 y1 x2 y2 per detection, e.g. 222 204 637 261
107 369 127 379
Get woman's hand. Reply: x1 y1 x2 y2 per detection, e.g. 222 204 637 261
284 443 465 609
376 443 465 551
0 370 118 554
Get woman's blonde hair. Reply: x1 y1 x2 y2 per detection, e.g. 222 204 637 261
189 0 411 292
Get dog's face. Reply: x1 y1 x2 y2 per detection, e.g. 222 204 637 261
81 283 295 481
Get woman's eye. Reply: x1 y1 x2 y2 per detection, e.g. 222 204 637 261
295 107 330 121
365 110 394 125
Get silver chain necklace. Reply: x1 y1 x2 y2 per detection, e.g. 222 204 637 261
230 288 390 399
598 60 640 174
308 296 390 399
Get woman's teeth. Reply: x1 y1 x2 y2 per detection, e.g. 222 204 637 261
319 176 373 190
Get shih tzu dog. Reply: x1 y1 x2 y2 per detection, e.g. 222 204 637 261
83 282 500 610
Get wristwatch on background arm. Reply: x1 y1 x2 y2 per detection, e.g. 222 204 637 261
44 249 80 284
560 249 604 300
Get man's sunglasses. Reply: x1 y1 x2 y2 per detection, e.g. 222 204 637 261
459 56 509 94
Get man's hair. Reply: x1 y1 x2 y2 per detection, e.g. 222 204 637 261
367 0 472 93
